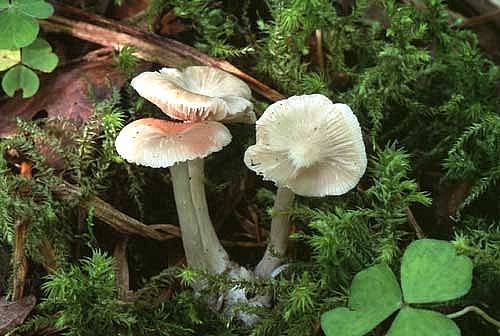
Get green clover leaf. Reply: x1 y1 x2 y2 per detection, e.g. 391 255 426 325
321 239 473 336
0 49 21 71
22 38 59 72
13 0 54 19
2 64 39 98
321 264 402 336
386 307 460 336
401 239 473 304
0 0 54 49
0 9 39 49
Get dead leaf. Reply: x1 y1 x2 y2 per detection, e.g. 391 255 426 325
109 0 150 20
159 10 187 36
0 54 126 138
18 162 33 179
0 295 36 335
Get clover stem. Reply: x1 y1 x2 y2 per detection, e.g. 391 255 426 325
447 306 500 329
255 186 295 278
170 159 230 274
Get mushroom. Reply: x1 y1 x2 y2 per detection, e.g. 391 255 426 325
244 94 367 278
131 66 255 124
116 66 255 275
115 118 232 273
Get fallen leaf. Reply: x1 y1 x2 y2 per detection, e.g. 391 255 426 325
109 0 149 20
19 161 33 179
0 53 126 137
0 295 36 335
158 10 187 36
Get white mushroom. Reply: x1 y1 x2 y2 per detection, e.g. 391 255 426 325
115 118 232 274
131 66 255 124
117 66 256 275
244 94 367 278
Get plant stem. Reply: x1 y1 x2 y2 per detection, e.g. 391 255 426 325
170 159 230 274
315 29 325 72
113 237 130 300
255 186 295 278
12 220 28 301
447 306 500 330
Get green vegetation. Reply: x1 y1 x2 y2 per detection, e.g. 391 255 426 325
0 0 58 97
321 239 473 336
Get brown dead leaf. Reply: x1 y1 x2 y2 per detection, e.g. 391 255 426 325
0 295 36 335
0 54 126 138
158 10 187 36
109 0 150 20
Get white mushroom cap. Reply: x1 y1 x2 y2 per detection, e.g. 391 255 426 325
130 66 255 124
244 94 367 197
115 118 231 168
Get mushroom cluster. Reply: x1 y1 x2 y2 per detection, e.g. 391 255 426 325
244 94 367 278
115 66 255 274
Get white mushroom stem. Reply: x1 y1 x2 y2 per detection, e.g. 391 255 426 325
170 159 231 274
255 186 295 278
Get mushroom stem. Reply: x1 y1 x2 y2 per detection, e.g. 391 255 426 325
255 186 295 278
170 159 230 274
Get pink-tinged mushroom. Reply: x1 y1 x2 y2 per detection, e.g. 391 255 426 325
131 66 255 123
244 94 367 278
115 118 232 274
116 66 255 275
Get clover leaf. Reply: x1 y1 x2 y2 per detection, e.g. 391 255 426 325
0 49 21 71
386 307 460 336
0 9 39 49
22 38 59 72
321 239 473 336
0 0 54 49
2 64 39 98
321 264 402 336
401 239 473 304
12 0 54 19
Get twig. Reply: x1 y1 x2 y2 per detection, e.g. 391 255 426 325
447 306 500 331
460 0 500 29
54 183 178 241
12 220 28 301
54 183 266 250
315 29 325 72
460 8 500 28
405 206 425 239
113 237 130 300
41 3 285 102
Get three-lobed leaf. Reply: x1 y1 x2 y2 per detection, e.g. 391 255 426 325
0 0 54 49
0 49 21 71
2 64 39 98
22 38 59 72
0 9 39 49
321 239 473 336
13 0 54 19
321 264 402 336
401 239 473 304
386 307 460 336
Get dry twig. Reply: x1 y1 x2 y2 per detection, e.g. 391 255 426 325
41 3 285 102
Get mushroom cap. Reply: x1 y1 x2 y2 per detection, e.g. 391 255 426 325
244 94 367 197
130 66 255 124
115 118 232 168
